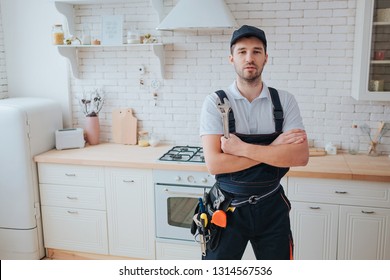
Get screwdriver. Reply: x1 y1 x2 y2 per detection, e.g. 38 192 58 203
200 213 208 228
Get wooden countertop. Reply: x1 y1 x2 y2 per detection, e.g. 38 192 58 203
34 143 390 182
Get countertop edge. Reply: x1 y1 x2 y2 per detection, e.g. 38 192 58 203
34 144 390 182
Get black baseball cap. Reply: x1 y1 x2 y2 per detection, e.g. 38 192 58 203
230 25 267 49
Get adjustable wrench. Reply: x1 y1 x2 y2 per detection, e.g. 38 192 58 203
216 98 231 139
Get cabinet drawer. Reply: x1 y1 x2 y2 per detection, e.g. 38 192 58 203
41 206 108 255
288 178 390 208
38 163 104 187
40 184 106 210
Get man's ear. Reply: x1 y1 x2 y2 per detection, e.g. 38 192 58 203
229 54 234 64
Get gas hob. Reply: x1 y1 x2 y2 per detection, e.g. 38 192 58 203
158 146 205 163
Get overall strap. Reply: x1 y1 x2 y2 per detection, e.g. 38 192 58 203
215 90 236 133
268 87 284 133
215 88 284 133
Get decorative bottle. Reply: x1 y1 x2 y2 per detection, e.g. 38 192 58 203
348 124 359 155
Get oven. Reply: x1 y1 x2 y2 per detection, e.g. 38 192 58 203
153 146 257 259
154 146 215 242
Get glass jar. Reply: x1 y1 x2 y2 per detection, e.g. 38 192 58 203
138 131 149 147
52 24 64 45
127 29 140 44
149 133 160 147
81 24 91 45
348 124 359 155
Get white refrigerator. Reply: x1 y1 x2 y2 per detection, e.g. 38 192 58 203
0 97 63 259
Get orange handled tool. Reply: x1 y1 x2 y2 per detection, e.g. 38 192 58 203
211 210 227 228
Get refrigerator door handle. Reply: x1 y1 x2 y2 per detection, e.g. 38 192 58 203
34 202 41 219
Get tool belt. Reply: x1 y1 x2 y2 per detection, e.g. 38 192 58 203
229 184 281 207
190 182 232 256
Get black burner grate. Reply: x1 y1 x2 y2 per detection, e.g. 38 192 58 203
159 146 204 163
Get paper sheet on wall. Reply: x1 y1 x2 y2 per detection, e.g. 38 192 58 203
101 15 123 45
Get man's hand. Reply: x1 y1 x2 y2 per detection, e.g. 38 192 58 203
220 134 245 156
271 129 307 146
220 129 308 159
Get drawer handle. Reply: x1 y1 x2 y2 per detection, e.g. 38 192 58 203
67 210 78 214
361 210 375 214
65 173 76 177
123 179 135 183
335 191 348 194
309 206 321 210
66 196 78 200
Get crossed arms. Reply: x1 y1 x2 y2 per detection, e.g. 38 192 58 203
201 129 309 175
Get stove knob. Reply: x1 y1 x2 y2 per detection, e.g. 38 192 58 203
201 178 208 184
175 176 181 182
187 175 195 183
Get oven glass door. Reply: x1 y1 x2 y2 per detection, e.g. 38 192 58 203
155 184 209 242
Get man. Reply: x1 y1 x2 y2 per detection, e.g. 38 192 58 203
199 25 309 260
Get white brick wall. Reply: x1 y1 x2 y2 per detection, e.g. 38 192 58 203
67 0 390 154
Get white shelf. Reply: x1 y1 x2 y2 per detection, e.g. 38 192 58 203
370 60 390 64
53 0 165 79
373 21 390 26
57 43 165 79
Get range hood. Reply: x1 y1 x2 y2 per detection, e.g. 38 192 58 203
156 0 238 30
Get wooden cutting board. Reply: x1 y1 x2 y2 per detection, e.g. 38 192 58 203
112 108 137 145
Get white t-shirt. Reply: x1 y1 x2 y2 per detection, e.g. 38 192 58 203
199 81 304 136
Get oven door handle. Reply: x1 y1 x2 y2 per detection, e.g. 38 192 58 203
162 188 206 197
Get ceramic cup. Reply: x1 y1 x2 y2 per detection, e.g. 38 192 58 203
374 51 385 60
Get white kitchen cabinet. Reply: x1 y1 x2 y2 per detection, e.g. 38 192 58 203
338 205 390 260
41 206 108 254
290 201 338 260
105 167 155 259
352 0 390 101
288 177 390 260
156 239 200 260
53 0 166 78
38 163 108 254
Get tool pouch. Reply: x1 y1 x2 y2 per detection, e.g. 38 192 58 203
191 182 232 252
207 182 232 213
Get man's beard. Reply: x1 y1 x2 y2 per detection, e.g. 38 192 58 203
236 64 263 85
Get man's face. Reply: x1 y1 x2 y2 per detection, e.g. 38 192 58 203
230 37 268 83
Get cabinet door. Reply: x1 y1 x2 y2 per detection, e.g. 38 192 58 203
338 206 390 260
105 168 155 259
290 201 339 260
156 240 200 260
41 206 108 254
352 0 390 101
